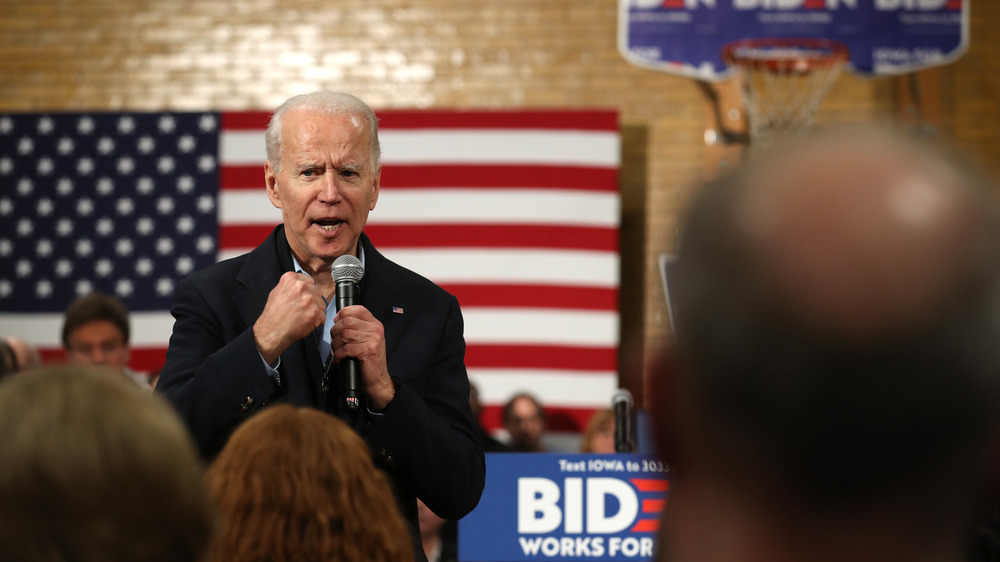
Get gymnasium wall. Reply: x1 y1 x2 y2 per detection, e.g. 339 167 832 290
2 1 997 405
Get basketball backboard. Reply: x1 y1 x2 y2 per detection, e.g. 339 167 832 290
619 0 969 81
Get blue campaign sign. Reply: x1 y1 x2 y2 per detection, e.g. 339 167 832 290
618 0 969 81
459 453 670 562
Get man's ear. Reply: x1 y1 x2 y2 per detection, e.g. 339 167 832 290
264 161 282 209
370 165 381 211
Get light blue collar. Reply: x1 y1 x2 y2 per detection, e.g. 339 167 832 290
289 244 366 364
289 244 366 276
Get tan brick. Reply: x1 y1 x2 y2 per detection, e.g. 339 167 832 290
2 0 997 406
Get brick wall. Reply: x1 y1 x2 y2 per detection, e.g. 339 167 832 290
2 0 997 406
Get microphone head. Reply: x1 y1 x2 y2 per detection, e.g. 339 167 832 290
332 255 364 284
612 388 633 408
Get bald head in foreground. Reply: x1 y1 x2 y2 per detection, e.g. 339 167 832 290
656 128 1000 562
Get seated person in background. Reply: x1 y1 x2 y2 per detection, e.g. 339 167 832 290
1 336 41 373
147 368 162 390
0 366 213 561
580 408 616 453
503 392 547 452
470 381 510 452
205 404 414 562
0 339 15 381
62 291 149 388
970 510 1000 562
654 127 1000 562
418 498 458 562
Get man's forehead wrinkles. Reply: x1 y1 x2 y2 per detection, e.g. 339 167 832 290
291 153 362 164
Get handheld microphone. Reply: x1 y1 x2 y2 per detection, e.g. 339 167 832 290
612 388 634 453
332 254 364 411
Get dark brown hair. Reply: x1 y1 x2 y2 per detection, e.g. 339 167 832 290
205 405 414 562
61 291 131 347
502 392 546 425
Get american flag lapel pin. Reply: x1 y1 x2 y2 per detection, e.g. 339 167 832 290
392 306 404 314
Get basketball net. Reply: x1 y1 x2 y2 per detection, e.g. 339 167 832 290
722 38 849 149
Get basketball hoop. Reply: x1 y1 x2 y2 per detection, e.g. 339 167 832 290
722 38 849 149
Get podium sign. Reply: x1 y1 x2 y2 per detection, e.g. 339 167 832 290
459 453 670 561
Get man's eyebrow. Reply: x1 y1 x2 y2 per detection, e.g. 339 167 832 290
335 160 365 172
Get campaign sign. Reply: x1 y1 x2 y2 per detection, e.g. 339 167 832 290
618 0 969 80
459 453 670 561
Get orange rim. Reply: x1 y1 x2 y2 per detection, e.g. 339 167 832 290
722 38 849 74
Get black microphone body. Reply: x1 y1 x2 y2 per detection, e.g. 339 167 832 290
335 278 361 411
332 255 365 411
613 388 634 453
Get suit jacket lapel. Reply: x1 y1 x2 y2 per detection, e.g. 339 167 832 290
232 225 324 406
359 233 406 361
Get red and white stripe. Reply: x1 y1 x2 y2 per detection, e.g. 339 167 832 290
31 110 622 446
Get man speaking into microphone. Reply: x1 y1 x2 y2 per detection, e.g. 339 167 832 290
155 92 485 559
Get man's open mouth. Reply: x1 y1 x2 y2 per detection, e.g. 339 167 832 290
314 219 344 232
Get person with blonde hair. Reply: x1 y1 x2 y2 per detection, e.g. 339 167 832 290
0 366 214 561
580 408 616 454
205 404 415 562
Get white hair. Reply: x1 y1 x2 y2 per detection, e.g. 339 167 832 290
265 91 381 174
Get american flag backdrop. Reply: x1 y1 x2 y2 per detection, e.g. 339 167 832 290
0 109 621 442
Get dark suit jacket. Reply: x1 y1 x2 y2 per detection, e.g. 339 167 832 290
157 225 485 554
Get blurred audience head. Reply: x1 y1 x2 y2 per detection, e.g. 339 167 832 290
417 497 447 540
61 291 131 373
1 336 41 374
0 339 15 381
469 380 483 421
0 366 213 561
503 392 547 452
205 404 414 562
580 408 616 454
417 498 456 562
657 126 1000 560
470 380 513 453
148 369 162 390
